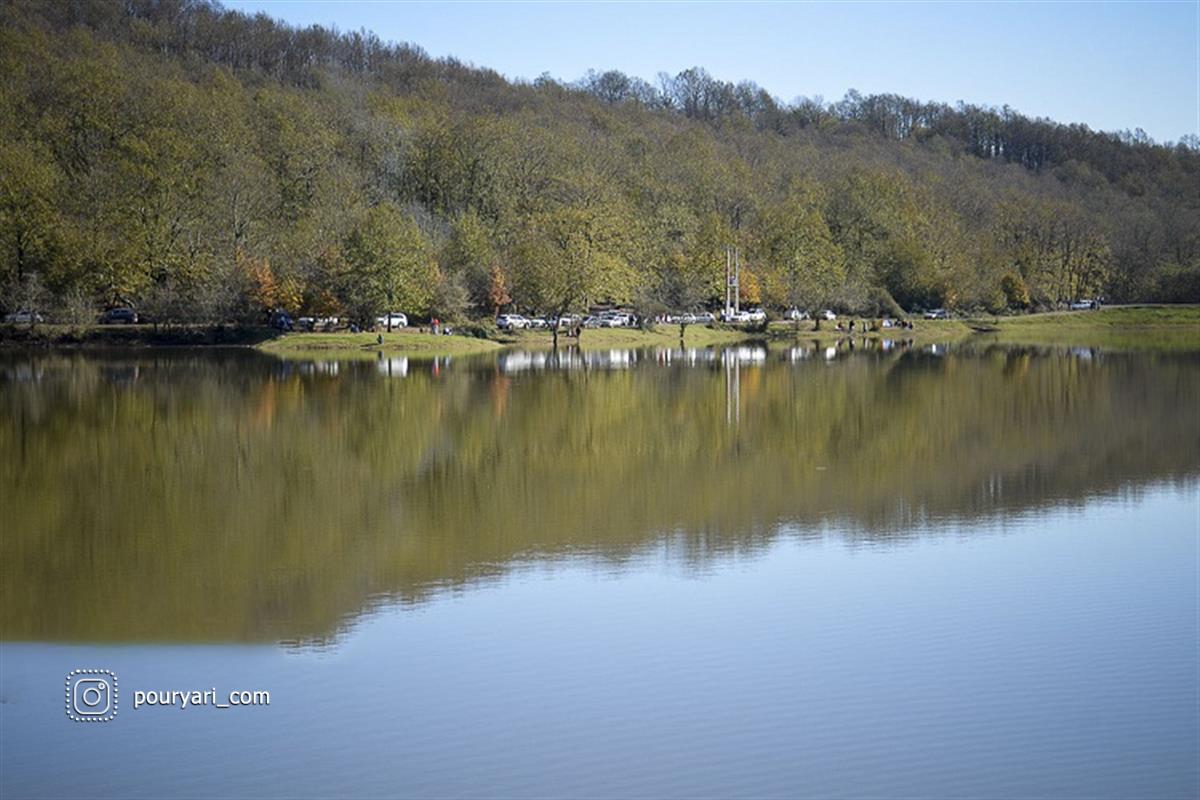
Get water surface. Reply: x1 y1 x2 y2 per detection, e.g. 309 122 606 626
1 342 1197 797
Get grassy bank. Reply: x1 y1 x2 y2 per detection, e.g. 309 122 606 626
8 306 1197 357
764 318 974 345
506 324 753 350
262 325 752 358
762 306 1199 352
256 330 502 359
966 305 1200 351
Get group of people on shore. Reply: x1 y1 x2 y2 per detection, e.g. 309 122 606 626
828 318 915 333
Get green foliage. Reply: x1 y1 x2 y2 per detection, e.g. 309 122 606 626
337 204 437 323
1000 271 1031 309
430 272 470 322
0 0 1197 320
0 140 63 293
1150 262 1200 303
757 183 846 310
443 211 499 308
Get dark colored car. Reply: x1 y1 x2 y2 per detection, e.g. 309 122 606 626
101 307 138 324
270 311 294 331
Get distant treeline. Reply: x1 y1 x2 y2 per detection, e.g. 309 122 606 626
1 0 1198 325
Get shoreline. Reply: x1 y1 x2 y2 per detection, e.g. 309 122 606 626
2 306 1196 358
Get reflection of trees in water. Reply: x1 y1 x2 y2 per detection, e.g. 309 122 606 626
0 346 1196 643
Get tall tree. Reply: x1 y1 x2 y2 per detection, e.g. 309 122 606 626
337 203 437 326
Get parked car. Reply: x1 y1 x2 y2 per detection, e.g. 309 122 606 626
496 314 528 330
923 308 950 320
591 310 632 328
101 307 138 324
1069 299 1098 311
693 311 716 324
785 308 810 321
269 310 294 331
526 317 549 329
819 309 837 321
744 308 767 322
3 310 44 324
375 312 408 329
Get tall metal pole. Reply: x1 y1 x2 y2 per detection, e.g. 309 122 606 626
724 246 731 317
734 247 741 314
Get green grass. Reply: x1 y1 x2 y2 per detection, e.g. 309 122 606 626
257 331 502 359
764 318 974 344
967 305 1200 352
506 325 753 350
767 306 1200 352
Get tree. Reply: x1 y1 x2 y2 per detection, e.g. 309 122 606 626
337 204 437 327
1000 271 1031 309
512 204 633 316
0 141 63 293
487 261 511 317
3 270 49 327
756 185 846 316
430 272 470 322
443 211 498 312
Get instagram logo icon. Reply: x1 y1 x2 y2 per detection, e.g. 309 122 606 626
65 669 118 722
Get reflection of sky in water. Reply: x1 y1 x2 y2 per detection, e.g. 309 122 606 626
2 485 1196 798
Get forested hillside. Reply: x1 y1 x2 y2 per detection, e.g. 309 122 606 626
2 0 1198 324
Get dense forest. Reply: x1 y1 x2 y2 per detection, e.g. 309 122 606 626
2 0 1198 325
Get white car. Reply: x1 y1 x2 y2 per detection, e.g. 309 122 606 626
820 310 837 321
1069 300 1097 311
375 312 408 329
744 308 767 322
496 314 528 330
923 309 950 320
594 311 633 328
786 308 810 321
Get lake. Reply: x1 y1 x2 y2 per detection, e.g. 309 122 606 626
1 341 1197 798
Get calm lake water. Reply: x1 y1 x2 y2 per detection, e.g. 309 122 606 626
1 341 1197 798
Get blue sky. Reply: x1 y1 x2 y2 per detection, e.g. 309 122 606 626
225 1 1199 143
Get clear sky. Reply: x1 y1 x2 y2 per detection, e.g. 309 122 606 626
225 1 1199 143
